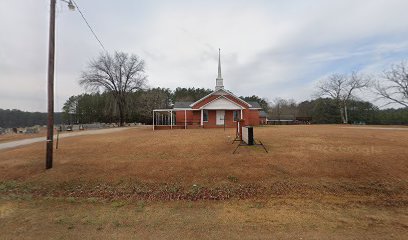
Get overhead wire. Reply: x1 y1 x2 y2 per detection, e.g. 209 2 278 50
71 0 107 52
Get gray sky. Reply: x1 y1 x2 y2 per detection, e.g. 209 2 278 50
1 0 408 112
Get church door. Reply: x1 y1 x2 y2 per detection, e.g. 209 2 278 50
216 110 225 125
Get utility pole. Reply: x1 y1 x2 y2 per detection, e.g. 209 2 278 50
45 0 74 169
46 0 56 169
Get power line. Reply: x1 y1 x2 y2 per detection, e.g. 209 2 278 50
71 0 107 52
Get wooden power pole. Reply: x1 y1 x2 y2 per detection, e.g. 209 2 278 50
46 0 56 169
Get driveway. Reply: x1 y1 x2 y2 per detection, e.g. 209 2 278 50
0 127 132 150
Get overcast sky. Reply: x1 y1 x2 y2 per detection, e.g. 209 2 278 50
1 0 408 112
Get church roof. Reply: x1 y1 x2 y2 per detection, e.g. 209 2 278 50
189 88 251 108
174 100 262 110
247 101 262 109
173 101 193 109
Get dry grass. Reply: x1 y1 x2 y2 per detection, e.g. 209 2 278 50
1 125 408 239
1 198 407 240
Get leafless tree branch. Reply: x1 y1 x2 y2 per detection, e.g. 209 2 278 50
316 71 370 123
79 51 147 126
374 61 408 108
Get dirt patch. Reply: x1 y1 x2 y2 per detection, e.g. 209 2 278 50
0 202 15 219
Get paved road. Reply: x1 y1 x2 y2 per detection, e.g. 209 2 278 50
0 127 131 151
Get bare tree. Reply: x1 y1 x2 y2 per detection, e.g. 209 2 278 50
269 98 297 120
374 61 408 108
317 72 370 123
80 51 147 126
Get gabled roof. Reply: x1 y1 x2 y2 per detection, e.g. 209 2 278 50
199 95 244 110
247 101 262 109
173 101 193 109
189 88 251 108
175 99 262 111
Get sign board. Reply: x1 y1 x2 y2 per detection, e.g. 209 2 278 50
242 126 254 145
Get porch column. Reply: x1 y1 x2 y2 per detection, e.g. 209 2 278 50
170 110 173 129
240 109 243 120
184 110 187 129
200 109 203 126
152 110 155 131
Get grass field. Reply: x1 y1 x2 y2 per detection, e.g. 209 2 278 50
1 125 408 239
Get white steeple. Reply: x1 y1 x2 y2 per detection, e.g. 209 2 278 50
215 48 224 91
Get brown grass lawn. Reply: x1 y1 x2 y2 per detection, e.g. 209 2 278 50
1 125 408 239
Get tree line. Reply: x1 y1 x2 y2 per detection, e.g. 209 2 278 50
1 95 405 128
0 109 63 128
1 51 407 128
62 87 212 125
269 98 408 124
60 89 407 126
72 51 408 126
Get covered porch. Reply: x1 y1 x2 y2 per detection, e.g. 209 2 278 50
153 94 246 130
152 109 243 130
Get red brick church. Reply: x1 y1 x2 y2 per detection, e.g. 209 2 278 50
153 50 264 130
